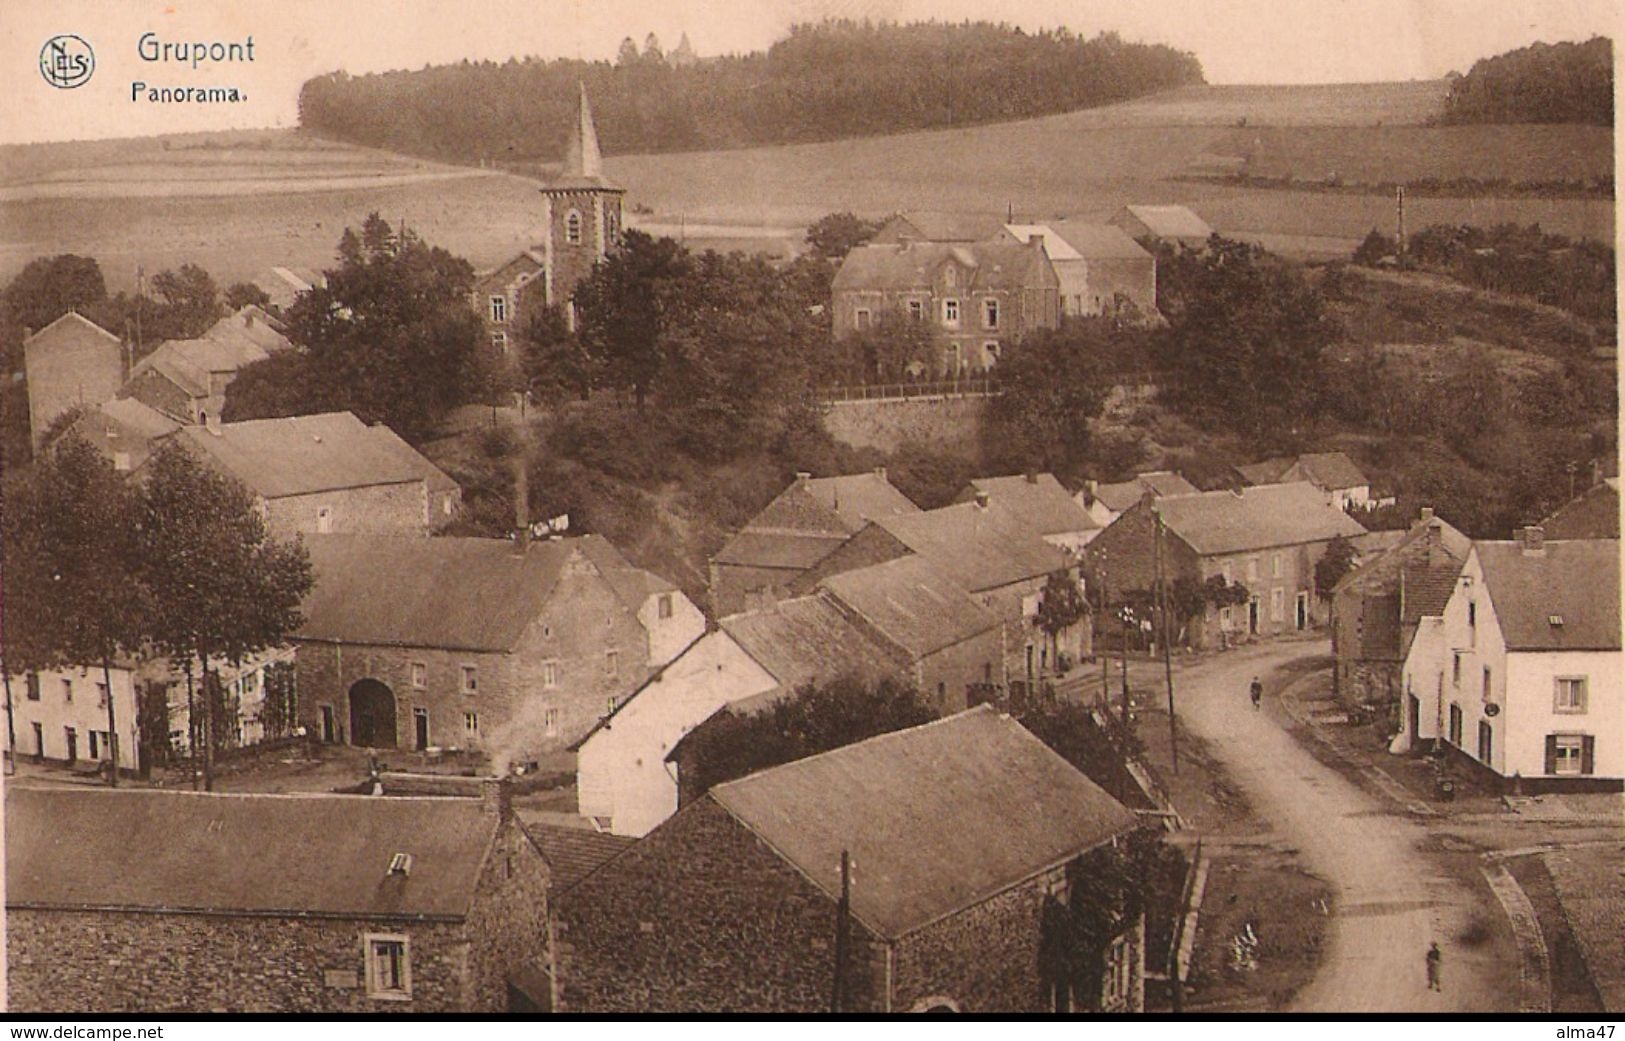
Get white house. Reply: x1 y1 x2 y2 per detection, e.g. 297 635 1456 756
576 629 779 837
1401 530 1620 788
7 665 141 772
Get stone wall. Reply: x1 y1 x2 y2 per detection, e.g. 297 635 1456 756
892 869 1056 1013
464 811 555 1011
555 796 882 1012
24 321 125 444
263 481 429 539
294 641 510 753
7 909 469 1013
820 397 987 459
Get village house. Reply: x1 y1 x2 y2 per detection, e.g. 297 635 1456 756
1400 531 1620 790
998 223 1159 320
557 707 1145 1013
955 472 1101 552
1539 477 1620 539
22 311 127 445
54 396 180 472
1108 204 1214 250
5 663 140 774
166 411 460 537
293 533 700 764
470 250 547 358
1086 482 1369 647
5 784 551 1013
791 496 1089 683
1080 470 1201 528
1234 451 1376 510
709 468 920 615
1329 508 1471 708
871 211 1009 245
120 306 295 426
831 237 1061 374
254 265 325 313
204 304 294 355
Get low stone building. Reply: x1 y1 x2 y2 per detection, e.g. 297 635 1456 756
22 311 126 445
54 397 179 472
5 784 551 1013
1235 451 1375 510
557 706 1144 1013
999 223 1159 320
1080 471 1200 528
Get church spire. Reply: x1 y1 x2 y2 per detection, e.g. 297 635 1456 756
562 81 604 181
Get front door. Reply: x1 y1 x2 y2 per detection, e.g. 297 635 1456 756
414 708 430 752
348 680 398 749
1248 598 1260 635
1295 592 1309 631
1408 694 1421 742
65 727 78 762
319 704 336 743
31 722 43 758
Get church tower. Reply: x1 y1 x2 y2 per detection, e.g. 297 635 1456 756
539 84 625 325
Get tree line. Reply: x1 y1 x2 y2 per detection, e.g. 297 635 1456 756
297 19 1203 163
1441 36 1612 126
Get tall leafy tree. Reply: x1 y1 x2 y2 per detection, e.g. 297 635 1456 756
134 442 313 789
147 263 224 339
573 230 688 408
982 320 1114 479
805 212 882 261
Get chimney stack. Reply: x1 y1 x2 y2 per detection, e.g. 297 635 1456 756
1024 469 1039 484
1520 525 1545 555
873 466 886 481
480 776 515 823
1419 506 1435 524
203 410 221 435
795 471 812 487
974 490 990 510
1029 234 1045 255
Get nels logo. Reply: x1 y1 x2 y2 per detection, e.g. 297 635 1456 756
40 34 95 89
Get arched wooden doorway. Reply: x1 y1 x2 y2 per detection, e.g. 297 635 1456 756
348 679 398 748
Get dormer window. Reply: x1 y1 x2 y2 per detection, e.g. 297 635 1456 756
388 852 412 876
566 210 583 245
1548 614 1564 627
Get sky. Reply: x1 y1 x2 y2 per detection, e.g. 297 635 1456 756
1 0 1617 145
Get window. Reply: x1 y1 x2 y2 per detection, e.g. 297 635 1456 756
1481 666 1492 703
605 209 620 243
489 295 507 323
1451 652 1462 687
854 308 872 331
113 451 131 471
943 299 960 326
1219 606 1233 630
1550 734 1586 775
1554 677 1587 714
316 506 334 534
605 650 619 677
907 300 924 321
544 707 559 737
1448 703 1462 745
88 730 100 760
1245 558 1259 582
984 342 1000 365
96 682 108 708
25 672 41 701
460 665 477 694
1270 588 1284 622
463 711 479 735
491 331 508 354
1477 720 1492 764
1271 553 1282 578
657 593 673 619
61 678 73 703
983 299 999 329
1220 562 1233 585
542 660 558 689
1467 600 1476 646
565 210 582 245
365 934 411 1000
411 662 427 689
1103 935 1132 1008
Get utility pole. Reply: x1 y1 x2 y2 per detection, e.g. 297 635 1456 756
1098 553 1110 710
831 849 852 1012
1155 507 1179 775
1396 185 1407 255
1 665 16 777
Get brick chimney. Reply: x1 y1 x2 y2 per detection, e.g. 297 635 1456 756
795 471 812 487
1028 234 1045 255
1520 525 1545 555
481 776 515 823
974 490 990 509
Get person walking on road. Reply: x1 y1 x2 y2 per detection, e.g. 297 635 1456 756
1249 676 1263 711
1425 942 1442 991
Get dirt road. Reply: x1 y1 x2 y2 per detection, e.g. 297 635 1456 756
1172 640 1513 1012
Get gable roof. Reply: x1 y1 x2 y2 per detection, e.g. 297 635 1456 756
719 594 907 692
176 412 430 499
5 788 496 919
1154 482 1368 556
832 241 1049 295
299 534 612 652
820 555 998 659
964 473 1099 537
708 706 1137 938
23 310 121 349
1401 561 1466 624
86 397 181 441
876 211 1007 243
874 502 1069 591
203 308 293 356
1117 204 1213 240
578 536 679 612
712 532 849 571
365 422 460 496
804 472 920 531
1540 479 1620 540
522 818 634 893
714 472 918 572
1093 471 1200 513
1048 222 1155 261
1475 539 1621 652
1002 224 1083 261
1238 452 1368 492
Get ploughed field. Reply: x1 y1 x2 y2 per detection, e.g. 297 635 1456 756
0 81 1611 291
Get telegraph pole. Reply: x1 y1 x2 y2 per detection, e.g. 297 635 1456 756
831 849 852 1012
1155 507 1179 774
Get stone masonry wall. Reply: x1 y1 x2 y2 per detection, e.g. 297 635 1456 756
820 397 987 459
555 796 882 1012
7 909 468 1013
891 869 1055 1013
294 641 510 753
263 481 429 539
463 812 554 1011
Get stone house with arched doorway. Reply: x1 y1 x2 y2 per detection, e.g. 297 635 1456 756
292 533 700 768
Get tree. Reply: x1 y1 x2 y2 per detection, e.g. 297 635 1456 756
617 36 641 67
2 438 150 781
1035 570 1088 669
982 321 1113 480
842 308 938 384
573 230 688 408
522 304 593 402
676 674 935 802
223 281 272 311
1352 228 1395 267
2 254 107 335
805 212 881 261
147 263 224 339
134 441 313 789
1314 535 1358 600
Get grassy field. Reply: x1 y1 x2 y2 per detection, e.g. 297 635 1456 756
0 81 1612 292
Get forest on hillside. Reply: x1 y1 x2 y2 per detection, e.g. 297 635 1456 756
1442 37 1613 126
297 20 1204 163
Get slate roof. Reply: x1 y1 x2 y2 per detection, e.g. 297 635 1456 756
1238 452 1368 492
805 472 920 531
1093 471 1200 513
711 531 848 570
5 788 496 919
820 555 998 659
204 308 293 355
1475 539 1621 652
878 211 1008 243
719 595 906 692
1540 480 1621 540
1401 561 1465 624
832 241 1048 294
1155 482 1368 557
964 473 1099 536
92 397 181 441
708 706 1137 938
579 537 678 612
1049 222 1155 261
177 412 430 499
874 503 1069 592
127 346 210 399
1003 224 1083 261
299 534 609 652
713 472 918 572
1117 204 1213 241
23 310 121 349
522 819 634 893
366 422 461 496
